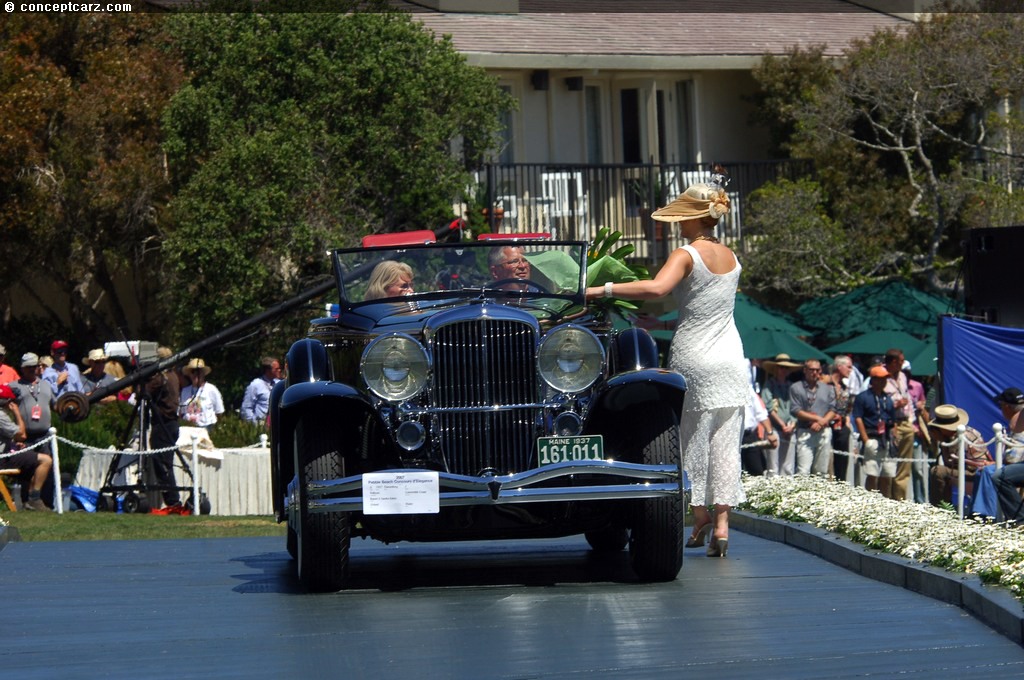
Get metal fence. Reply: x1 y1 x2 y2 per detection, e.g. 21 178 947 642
471 160 813 261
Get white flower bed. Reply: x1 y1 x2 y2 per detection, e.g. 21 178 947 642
741 475 1024 600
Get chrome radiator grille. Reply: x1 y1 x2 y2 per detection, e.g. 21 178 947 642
431 318 538 475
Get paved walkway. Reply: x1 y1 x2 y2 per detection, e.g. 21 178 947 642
3 517 1024 679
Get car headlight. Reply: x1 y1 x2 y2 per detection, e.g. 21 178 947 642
538 326 604 393
361 334 429 401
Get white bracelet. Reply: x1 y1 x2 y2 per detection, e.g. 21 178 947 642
604 282 614 298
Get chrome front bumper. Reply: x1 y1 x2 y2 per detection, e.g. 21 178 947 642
301 460 681 513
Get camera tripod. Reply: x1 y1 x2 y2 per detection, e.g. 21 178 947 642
95 379 210 514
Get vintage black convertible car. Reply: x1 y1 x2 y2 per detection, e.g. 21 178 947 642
269 233 687 591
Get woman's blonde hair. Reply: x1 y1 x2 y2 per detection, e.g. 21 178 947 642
365 260 414 300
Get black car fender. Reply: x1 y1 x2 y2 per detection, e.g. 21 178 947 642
270 380 376 519
583 369 687 444
286 338 331 384
268 378 288 522
611 327 660 371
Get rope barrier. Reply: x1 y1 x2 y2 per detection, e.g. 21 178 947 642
2 426 268 514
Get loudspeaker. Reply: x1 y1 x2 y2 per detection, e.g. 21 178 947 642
964 225 1024 328
530 70 549 91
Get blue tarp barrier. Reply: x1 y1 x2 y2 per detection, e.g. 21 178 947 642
940 316 1024 443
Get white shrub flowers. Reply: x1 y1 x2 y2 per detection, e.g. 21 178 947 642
741 475 1024 601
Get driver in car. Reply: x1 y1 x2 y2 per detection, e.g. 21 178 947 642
488 246 533 291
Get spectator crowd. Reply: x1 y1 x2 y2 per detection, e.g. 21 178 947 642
1 340 283 512
744 348 1024 520
3 335 1022 521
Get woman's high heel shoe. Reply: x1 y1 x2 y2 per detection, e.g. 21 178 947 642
685 523 712 548
707 537 729 558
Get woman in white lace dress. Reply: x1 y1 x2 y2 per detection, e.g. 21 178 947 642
585 169 749 557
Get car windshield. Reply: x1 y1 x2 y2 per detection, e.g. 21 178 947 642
332 240 587 313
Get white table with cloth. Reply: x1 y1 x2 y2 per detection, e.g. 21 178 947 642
73 429 273 515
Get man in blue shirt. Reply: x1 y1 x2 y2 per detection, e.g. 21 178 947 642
41 340 83 397
852 365 895 494
240 356 281 425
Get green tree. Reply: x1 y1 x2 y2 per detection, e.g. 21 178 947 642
797 8 1024 288
0 15 184 345
746 5 1024 300
740 179 852 307
161 12 513 362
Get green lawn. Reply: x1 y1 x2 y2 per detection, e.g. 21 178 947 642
2 510 286 542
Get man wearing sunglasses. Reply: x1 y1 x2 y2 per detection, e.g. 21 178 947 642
789 359 837 477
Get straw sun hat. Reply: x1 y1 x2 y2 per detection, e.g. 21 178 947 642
763 353 801 371
82 349 108 365
929 404 969 432
183 358 212 378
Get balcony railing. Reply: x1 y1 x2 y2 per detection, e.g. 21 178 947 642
471 160 813 260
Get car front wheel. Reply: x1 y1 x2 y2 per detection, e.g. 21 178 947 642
295 420 351 592
628 405 685 581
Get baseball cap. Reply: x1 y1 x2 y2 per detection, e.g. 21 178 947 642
51 340 69 352
21 352 40 367
994 387 1024 406
0 384 15 400
869 365 889 379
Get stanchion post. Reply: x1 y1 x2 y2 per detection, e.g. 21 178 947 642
994 422 1005 469
190 434 199 517
956 424 966 520
49 427 63 514
260 433 268 450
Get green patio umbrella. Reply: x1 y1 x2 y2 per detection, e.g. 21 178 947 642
797 280 960 341
822 330 928 359
740 329 830 362
652 326 828 361
656 292 821 360
904 340 939 377
658 293 809 334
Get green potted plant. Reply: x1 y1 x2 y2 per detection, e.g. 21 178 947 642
586 227 650 320
462 182 504 235
626 172 672 240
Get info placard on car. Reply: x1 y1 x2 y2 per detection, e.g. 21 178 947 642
536 435 604 465
362 471 440 515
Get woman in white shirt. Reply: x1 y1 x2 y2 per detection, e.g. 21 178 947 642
179 358 225 431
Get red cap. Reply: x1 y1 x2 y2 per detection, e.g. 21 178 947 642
0 384 15 400
51 340 69 352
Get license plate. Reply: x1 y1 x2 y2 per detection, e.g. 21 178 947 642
537 435 604 465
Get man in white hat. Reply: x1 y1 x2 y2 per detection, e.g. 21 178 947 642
81 349 116 403
11 353 55 447
927 403 991 507
179 358 225 431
